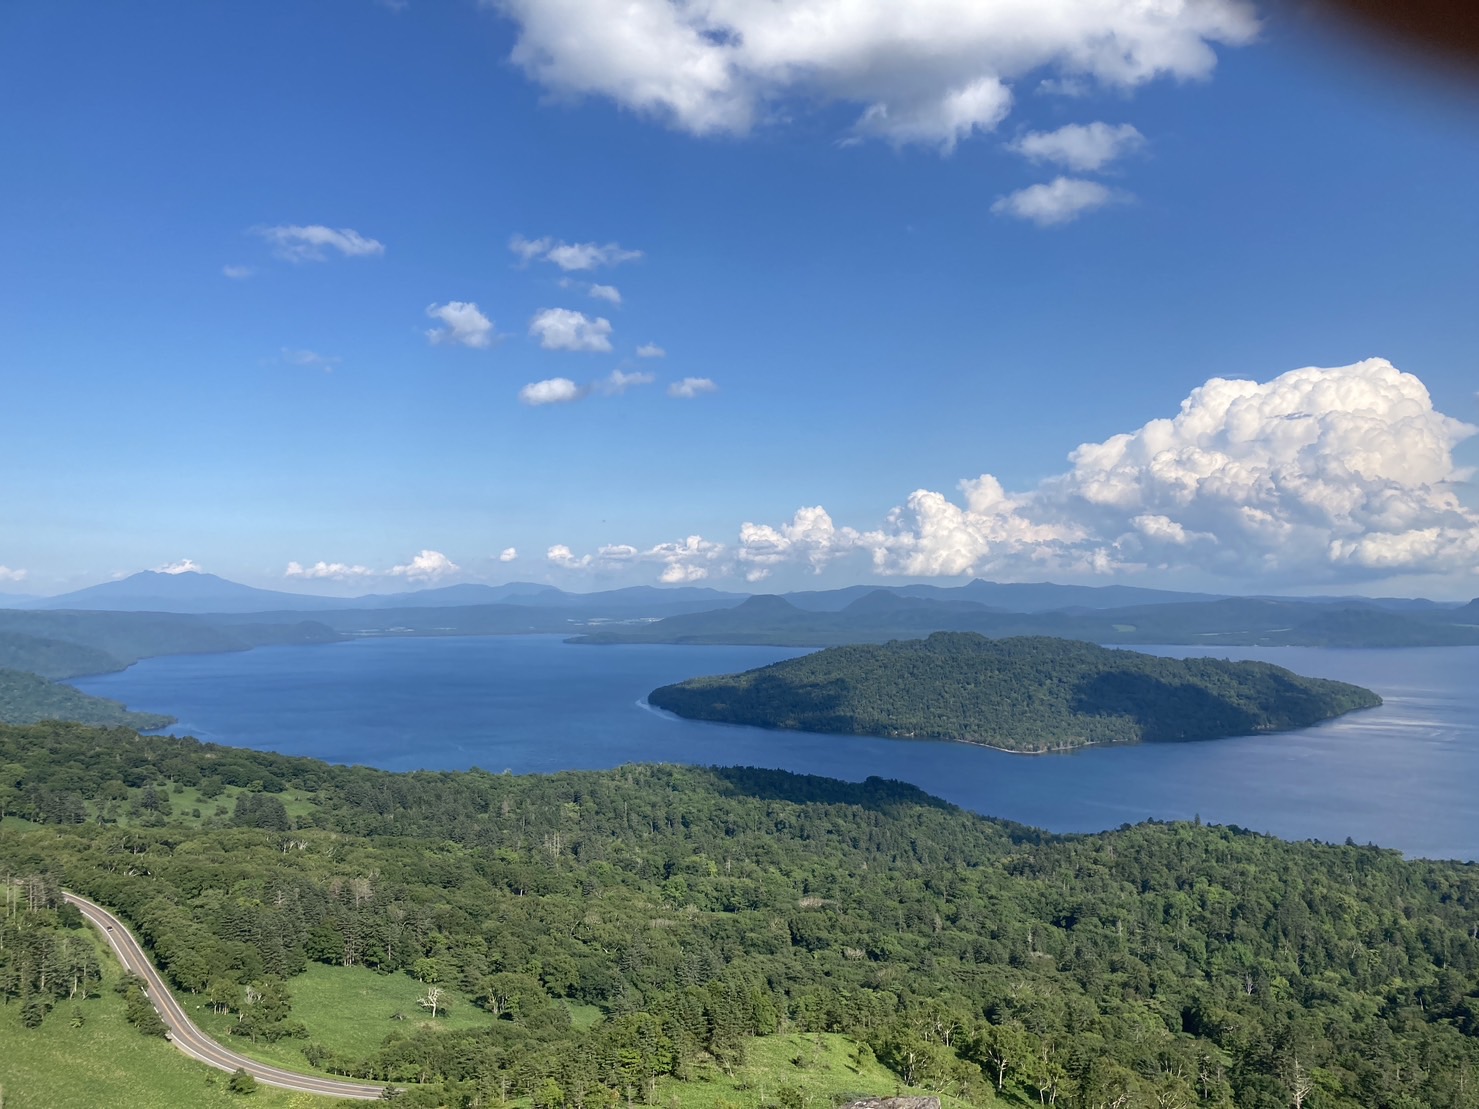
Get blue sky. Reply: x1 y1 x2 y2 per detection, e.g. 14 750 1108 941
2 0 1477 598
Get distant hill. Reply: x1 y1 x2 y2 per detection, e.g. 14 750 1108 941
576 593 1479 649
0 669 174 730
0 610 342 679
649 632 1382 753
0 632 121 680
31 571 351 614
18 571 750 617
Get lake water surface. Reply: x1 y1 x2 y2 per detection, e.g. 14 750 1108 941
71 637 1479 862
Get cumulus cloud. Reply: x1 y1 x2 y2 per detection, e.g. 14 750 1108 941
510 234 642 271
992 177 1121 226
0 566 27 583
520 377 585 406
547 535 726 582
668 377 717 398
426 301 496 348
548 359 1479 587
256 224 385 262
222 265 254 279
389 550 461 581
636 343 666 358
1008 122 1145 171
486 0 1257 149
155 559 203 575
530 308 614 352
588 283 622 305
285 561 374 580
738 506 861 578
498 547 519 562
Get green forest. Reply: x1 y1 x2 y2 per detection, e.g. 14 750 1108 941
0 669 174 731
2 720 1477 1108
647 634 1380 752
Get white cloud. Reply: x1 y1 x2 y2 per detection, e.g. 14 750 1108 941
547 544 591 570
991 177 1121 226
598 369 655 395
547 535 726 582
0 566 27 583
520 377 585 406
636 343 666 358
588 283 622 305
389 550 461 581
1008 121 1145 171
256 224 385 262
530 308 614 352
486 0 1257 149
510 234 642 271
222 265 255 279
498 547 519 562
668 377 717 398
559 359 1479 587
739 506 861 576
155 559 203 575
510 234 552 262
281 348 341 371
426 301 496 348
285 560 374 580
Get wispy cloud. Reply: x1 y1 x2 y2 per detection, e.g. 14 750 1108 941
255 224 385 262
0 566 27 583
154 559 203 575
221 264 255 280
668 377 717 398
285 560 374 580
597 369 654 395
426 301 497 348
510 234 642 271
281 348 341 372
635 343 666 358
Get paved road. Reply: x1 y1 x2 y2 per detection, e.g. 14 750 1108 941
66 891 389 1102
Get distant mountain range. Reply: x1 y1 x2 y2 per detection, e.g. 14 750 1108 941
573 590 1479 649
0 572 1473 682
6 570 1470 620
12 572 749 616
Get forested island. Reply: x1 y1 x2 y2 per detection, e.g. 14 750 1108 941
648 633 1381 752
2 720 1477 1109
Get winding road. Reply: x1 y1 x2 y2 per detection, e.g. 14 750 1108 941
66 891 389 1102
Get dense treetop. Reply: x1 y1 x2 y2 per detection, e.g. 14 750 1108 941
2 720 1477 1108
648 633 1381 752
0 668 173 730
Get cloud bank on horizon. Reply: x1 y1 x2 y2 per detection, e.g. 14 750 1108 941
547 359 1479 587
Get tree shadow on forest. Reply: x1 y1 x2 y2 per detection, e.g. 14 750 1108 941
707 765 957 813
1071 671 1260 742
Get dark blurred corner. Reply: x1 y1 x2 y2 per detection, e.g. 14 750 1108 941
1295 0 1479 78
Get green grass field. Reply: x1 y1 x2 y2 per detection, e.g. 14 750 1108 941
192 962 499 1072
654 1032 987 1109
0 942 338 1109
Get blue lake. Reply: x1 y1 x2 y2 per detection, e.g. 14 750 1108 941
72 637 1479 862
